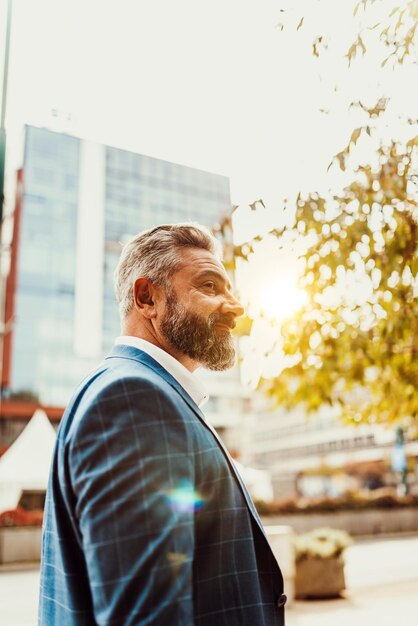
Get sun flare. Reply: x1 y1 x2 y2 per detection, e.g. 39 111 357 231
259 276 308 324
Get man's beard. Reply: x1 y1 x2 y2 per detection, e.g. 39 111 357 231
160 290 236 371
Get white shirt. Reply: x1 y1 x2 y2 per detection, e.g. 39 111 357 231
114 336 209 408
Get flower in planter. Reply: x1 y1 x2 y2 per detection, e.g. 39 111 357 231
295 527 352 561
294 528 353 599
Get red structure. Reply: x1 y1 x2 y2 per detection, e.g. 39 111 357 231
0 400 63 422
0 170 64 454
1 168 23 390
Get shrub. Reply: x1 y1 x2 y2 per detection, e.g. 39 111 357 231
0 507 43 528
294 527 352 561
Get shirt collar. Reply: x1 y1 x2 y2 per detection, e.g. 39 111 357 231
114 336 209 408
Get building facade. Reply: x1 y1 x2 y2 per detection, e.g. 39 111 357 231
1 126 251 453
247 402 418 498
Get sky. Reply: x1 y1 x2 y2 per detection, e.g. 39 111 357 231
2 0 415 209
2 1 416 221
0 1 361 207
1 0 417 385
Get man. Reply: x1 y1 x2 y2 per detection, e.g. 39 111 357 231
39 223 286 625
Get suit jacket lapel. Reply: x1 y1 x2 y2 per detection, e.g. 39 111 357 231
105 345 269 539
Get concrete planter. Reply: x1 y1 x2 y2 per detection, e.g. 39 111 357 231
0 527 42 564
265 525 296 605
262 507 418 536
295 556 346 599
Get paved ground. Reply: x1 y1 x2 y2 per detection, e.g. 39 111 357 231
1 534 418 626
289 577 418 626
0 566 39 626
288 534 418 626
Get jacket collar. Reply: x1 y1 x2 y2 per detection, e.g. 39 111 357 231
106 343 203 414
114 336 209 407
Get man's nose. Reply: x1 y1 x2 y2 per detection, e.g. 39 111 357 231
222 293 244 318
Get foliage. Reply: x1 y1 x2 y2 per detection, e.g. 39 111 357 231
351 1 418 67
259 139 418 425
294 527 352 561
284 0 418 69
219 1 418 427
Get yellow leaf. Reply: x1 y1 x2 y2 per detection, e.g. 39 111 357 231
406 135 418 148
350 128 362 145
233 315 253 337
346 42 356 62
358 35 366 54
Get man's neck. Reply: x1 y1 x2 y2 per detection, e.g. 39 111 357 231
121 326 199 373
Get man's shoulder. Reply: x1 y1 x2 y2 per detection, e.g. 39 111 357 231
76 353 173 405
59 352 177 440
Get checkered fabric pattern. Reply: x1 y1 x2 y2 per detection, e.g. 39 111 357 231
39 345 285 625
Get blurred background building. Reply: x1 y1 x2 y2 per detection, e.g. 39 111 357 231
247 403 418 498
0 124 249 460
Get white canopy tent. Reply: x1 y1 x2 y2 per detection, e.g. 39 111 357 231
0 409 57 512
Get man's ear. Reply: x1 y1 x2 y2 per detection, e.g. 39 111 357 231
133 277 158 318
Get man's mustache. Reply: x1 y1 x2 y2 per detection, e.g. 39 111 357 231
209 313 236 330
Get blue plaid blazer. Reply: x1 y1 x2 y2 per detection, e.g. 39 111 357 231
39 344 285 625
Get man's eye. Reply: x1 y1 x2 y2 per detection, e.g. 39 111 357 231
203 282 217 291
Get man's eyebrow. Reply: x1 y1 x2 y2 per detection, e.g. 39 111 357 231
196 270 233 291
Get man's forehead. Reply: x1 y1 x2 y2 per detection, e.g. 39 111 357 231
175 247 231 285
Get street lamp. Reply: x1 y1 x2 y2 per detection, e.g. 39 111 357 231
391 427 408 496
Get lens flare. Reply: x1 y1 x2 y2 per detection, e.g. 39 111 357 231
165 481 204 513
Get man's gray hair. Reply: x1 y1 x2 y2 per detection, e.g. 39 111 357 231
114 223 220 319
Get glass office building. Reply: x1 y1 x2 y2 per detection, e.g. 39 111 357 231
8 125 231 406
